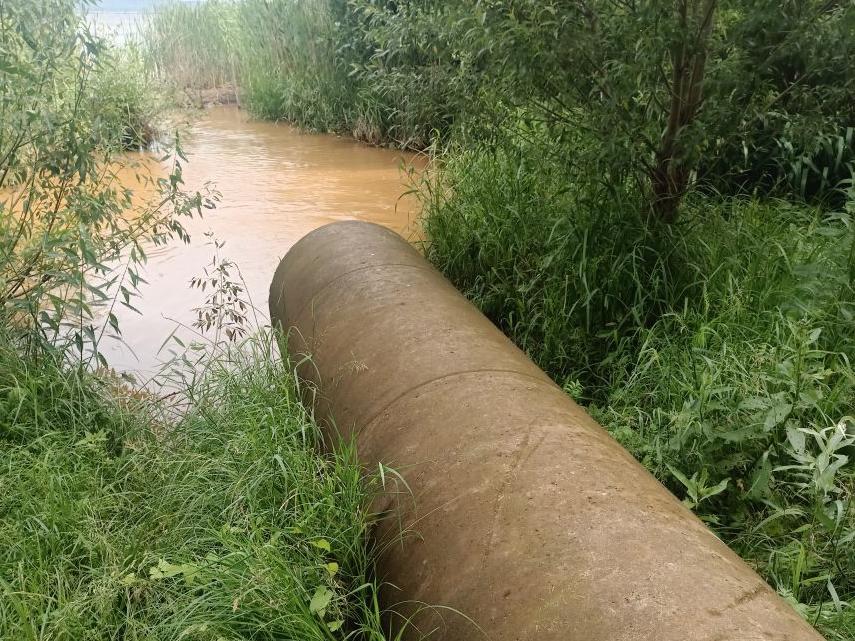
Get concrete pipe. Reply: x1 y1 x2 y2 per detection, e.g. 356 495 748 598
269 220 824 641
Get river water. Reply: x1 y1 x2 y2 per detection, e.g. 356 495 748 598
105 106 421 376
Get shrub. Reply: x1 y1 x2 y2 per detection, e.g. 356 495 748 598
0 0 212 363
88 43 166 149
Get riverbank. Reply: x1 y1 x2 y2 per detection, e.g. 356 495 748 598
0 331 387 640
141 1 855 638
0 3 399 639
3 0 853 638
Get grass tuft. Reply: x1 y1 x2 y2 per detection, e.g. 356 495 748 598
0 332 391 640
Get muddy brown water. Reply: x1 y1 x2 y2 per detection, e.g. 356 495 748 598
104 106 421 375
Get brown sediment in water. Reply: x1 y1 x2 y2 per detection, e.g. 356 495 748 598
179 84 241 109
102 105 422 374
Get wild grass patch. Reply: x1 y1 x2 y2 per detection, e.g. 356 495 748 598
0 332 390 640
422 133 855 638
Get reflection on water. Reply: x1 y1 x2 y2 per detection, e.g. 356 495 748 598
104 106 421 374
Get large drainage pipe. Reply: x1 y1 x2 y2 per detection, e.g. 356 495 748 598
270 221 824 641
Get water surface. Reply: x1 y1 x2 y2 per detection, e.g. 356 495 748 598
106 106 420 374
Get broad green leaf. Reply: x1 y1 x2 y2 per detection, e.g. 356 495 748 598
311 538 331 552
309 586 333 616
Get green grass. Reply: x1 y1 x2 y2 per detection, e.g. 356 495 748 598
143 0 360 132
9 1 850 637
142 0 466 147
89 43 167 149
143 0 239 92
422 133 855 639
1 4 394 637
0 332 391 640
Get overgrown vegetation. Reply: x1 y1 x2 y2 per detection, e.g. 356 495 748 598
0 0 195 361
1 2 393 639
145 0 239 97
3 0 852 636
0 334 388 640
146 0 854 207
143 0 470 147
144 0 855 636
423 137 855 638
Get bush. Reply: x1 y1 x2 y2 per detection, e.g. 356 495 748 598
89 43 166 149
1 6 390 637
144 0 239 92
0 0 212 363
144 0 479 146
423 129 675 387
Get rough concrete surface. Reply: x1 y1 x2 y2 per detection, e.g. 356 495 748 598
269 220 825 641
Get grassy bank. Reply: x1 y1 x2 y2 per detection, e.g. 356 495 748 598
145 0 854 200
0 334 387 640
1 3 392 639
423 134 855 638
5 0 852 636
143 0 468 147
142 0 855 636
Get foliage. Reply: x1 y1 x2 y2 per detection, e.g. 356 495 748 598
699 1 855 205
342 1 478 147
143 0 478 146
146 0 854 209
423 129 855 637
363 0 855 213
0 2 401 640
89 42 167 149
143 0 350 130
0 331 393 640
0 0 214 364
235 0 359 132
190 233 252 343
144 0 239 92
13 0 852 637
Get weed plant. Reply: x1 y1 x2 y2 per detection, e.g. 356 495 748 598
145 0 854 208
143 0 472 147
17 0 853 636
144 0 239 94
0 332 392 640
